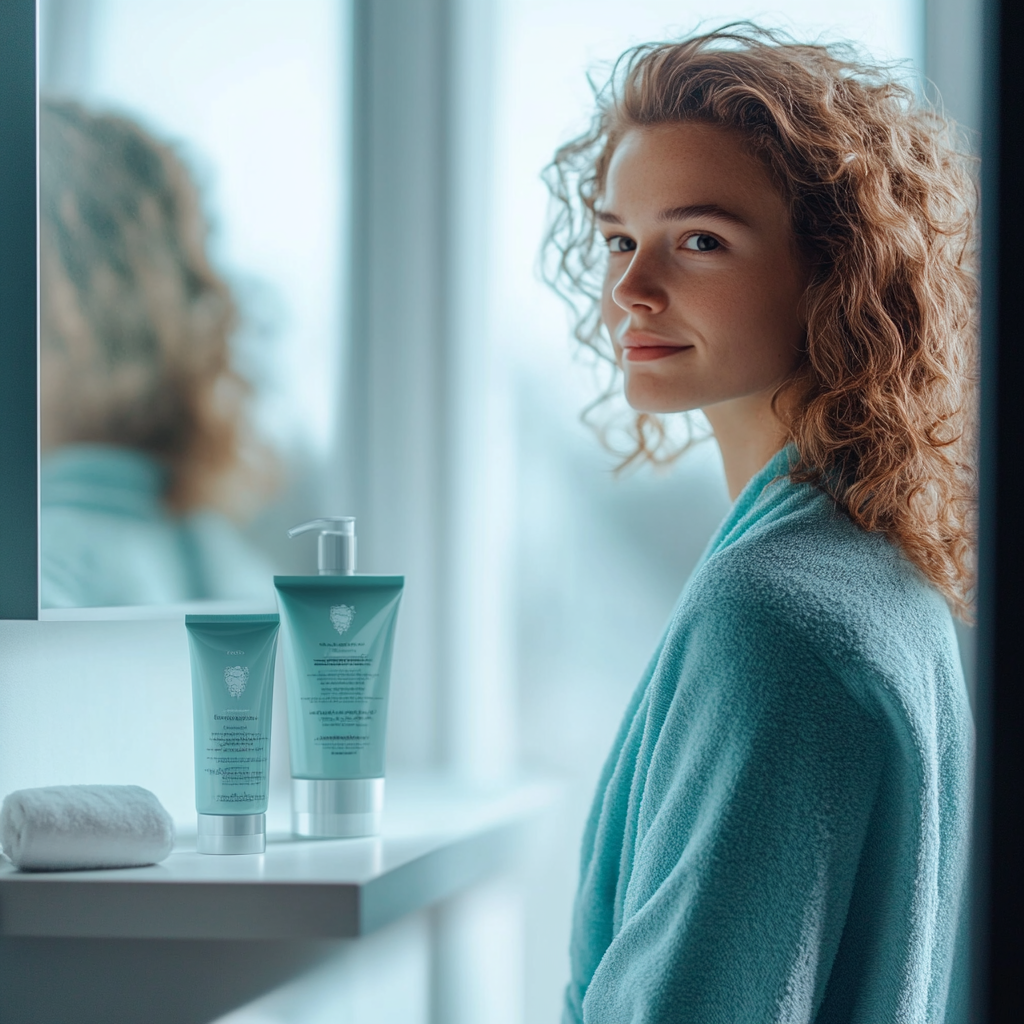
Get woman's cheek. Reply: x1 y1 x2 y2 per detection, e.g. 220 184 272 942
600 293 624 358
606 319 625 365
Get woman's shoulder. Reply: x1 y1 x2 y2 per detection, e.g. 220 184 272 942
682 477 961 701
709 474 941 603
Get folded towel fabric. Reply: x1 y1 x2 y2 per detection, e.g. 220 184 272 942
0 784 175 871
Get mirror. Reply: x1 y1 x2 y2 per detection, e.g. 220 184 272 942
38 0 348 608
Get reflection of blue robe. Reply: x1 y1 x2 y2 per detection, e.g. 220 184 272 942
41 445 274 608
564 447 971 1024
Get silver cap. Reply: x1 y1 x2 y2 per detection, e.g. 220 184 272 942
196 813 266 855
291 778 384 838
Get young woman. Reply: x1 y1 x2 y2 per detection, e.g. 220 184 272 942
545 26 974 1023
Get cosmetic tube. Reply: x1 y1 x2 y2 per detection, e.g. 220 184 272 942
275 521 403 838
186 614 279 854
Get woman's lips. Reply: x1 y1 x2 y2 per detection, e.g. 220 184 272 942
618 330 692 362
623 344 691 362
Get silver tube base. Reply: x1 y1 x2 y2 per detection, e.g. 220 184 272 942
196 813 266 855
291 777 384 838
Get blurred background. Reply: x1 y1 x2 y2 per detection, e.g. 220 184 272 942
36 1 978 1020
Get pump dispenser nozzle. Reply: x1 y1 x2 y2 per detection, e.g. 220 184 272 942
287 518 356 575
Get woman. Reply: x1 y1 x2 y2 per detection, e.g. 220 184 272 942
545 26 974 1023
39 99 275 607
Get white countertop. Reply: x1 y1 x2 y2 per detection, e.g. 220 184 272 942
0 778 556 941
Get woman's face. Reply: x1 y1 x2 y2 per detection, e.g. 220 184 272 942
599 123 808 415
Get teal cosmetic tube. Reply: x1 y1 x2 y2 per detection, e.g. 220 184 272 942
186 613 280 854
275 517 404 838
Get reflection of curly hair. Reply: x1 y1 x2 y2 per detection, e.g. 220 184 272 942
40 99 272 514
543 25 978 618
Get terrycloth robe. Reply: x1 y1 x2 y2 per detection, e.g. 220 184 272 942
563 447 972 1024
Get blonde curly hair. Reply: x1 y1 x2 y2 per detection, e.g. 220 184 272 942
543 24 978 618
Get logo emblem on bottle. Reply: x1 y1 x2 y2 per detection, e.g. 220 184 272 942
224 665 249 699
330 604 355 635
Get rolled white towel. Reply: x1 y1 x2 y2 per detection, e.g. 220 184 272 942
0 785 175 871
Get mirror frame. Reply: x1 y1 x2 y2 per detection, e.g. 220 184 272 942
0 0 38 620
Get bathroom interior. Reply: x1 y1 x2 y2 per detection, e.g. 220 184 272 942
0 0 998 1022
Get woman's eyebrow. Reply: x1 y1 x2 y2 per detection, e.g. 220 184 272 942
659 203 749 226
595 203 749 227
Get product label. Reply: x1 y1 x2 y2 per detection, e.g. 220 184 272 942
187 619 279 816
278 582 402 780
202 721 268 805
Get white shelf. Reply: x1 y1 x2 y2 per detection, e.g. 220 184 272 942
0 778 555 941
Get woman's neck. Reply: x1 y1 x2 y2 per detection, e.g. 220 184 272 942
702 391 789 501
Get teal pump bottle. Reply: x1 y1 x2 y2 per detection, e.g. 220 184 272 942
274 518 404 838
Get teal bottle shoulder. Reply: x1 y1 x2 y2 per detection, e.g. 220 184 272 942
274 574 404 588
185 613 280 624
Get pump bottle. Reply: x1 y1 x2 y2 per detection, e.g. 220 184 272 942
274 518 404 838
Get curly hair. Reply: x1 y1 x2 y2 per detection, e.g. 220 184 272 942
39 98 274 514
543 24 978 618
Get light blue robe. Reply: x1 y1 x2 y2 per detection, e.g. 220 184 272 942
564 446 971 1023
40 444 274 608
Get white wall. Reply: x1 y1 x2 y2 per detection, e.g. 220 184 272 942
0 619 195 817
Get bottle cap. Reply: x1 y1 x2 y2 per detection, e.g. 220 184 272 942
287 518 356 575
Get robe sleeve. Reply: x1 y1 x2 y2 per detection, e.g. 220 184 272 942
577 584 886 1024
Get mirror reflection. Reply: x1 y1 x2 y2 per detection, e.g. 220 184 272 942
39 97 275 606
38 0 344 608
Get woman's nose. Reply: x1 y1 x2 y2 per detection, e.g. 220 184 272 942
610 250 669 315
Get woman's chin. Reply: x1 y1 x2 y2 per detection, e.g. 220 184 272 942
622 380 700 415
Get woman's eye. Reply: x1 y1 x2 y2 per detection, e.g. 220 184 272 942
683 234 720 252
607 235 636 253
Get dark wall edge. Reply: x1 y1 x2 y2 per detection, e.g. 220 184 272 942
976 0 1024 1019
